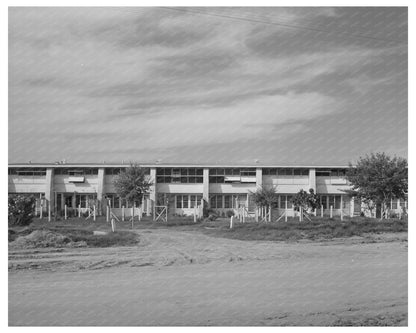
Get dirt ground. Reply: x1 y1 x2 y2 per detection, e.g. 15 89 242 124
8 229 408 326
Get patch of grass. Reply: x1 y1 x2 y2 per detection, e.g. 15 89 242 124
47 228 139 247
202 217 407 241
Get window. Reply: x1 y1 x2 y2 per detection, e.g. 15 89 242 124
278 168 293 176
56 168 99 176
157 168 203 183
263 168 277 176
224 195 232 209
391 199 398 210
11 168 47 176
176 195 183 208
316 169 331 176
293 168 309 176
330 169 346 177
210 195 224 209
326 195 341 209
105 194 121 208
182 196 189 209
335 196 341 209
279 195 293 209
76 194 88 208
320 196 328 209
190 195 196 208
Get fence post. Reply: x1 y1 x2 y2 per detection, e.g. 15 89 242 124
194 206 197 223
132 204 135 228
64 204 67 220
330 205 333 219
48 202 51 222
341 208 343 221
111 218 115 232
40 202 43 219
299 207 302 222
78 204 81 218
285 201 288 222
122 206 125 221
106 206 110 223
230 216 234 229
93 205 96 221
321 204 324 218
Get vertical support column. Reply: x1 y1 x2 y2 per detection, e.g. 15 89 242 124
45 168 54 217
256 168 262 188
150 167 157 214
350 197 354 217
308 168 316 192
97 167 105 215
203 168 209 204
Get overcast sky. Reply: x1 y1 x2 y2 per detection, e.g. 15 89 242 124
8 7 407 165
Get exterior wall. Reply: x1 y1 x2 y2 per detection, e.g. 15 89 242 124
8 175 46 193
54 175 100 193
104 175 117 193
262 175 309 193
156 184 203 194
316 176 350 194
209 183 256 193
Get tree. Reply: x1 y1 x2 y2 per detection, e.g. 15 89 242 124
8 194 36 226
249 185 279 222
113 164 153 207
292 189 319 212
345 152 407 219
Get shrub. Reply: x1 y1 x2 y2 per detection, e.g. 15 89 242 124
8 195 36 227
226 210 234 218
208 214 218 221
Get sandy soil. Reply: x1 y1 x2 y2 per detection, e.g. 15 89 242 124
9 230 408 326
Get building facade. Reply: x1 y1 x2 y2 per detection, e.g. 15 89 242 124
8 163 407 218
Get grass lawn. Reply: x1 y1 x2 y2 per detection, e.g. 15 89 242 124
202 216 408 241
9 216 140 247
9 215 408 247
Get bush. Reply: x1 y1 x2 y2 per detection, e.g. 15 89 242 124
208 214 218 221
226 210 234 218
8 195 36 226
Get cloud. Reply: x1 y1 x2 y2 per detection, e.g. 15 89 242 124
8 7 407 164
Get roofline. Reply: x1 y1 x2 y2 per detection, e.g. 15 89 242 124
8 163 352 168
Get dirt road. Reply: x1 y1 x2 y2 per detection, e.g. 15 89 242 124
9 230 408 326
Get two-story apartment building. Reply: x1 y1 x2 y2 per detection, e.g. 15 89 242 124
8 163 408 218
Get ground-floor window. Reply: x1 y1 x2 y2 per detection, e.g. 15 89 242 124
210 194 239 209
278 195 293 209
319 195 343 209
176 194 202 209
105 194 122 208
75 194 88 208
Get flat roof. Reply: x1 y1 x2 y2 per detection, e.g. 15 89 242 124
8 163 351 168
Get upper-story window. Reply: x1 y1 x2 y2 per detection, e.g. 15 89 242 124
262 168 308 176
8 168 47 176
316 169 346 177
55 168 99 175
156 168 203 183
105 168 125 176
209 168 256 183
